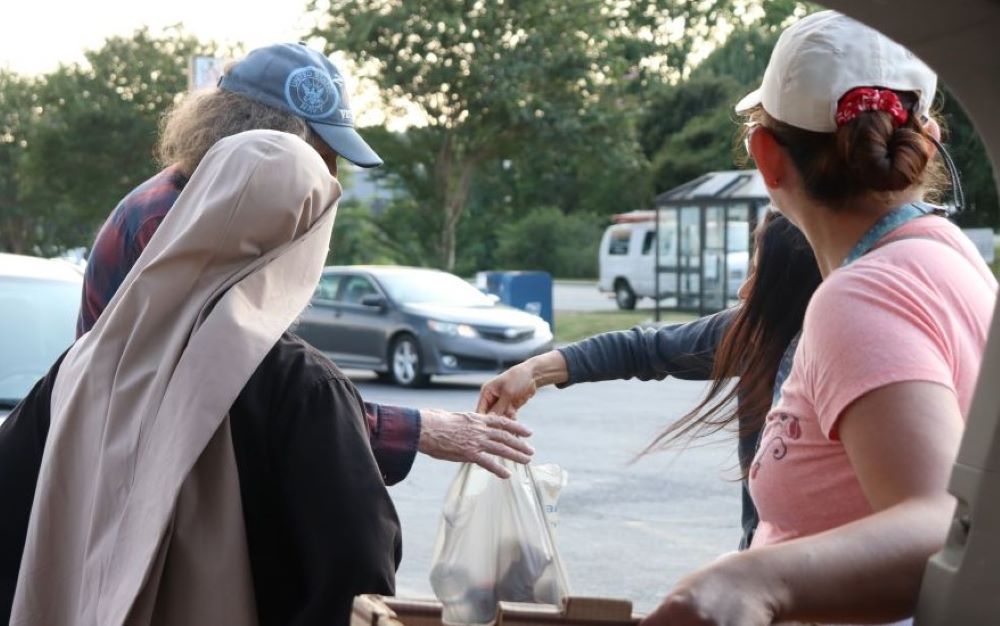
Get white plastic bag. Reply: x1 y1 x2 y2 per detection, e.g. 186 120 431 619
429 460 571 625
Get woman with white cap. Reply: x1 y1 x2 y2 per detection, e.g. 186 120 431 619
642 10 996 626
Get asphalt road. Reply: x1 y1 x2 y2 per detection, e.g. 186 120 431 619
350 370 741 614
552 281 621 312
552 281 678 313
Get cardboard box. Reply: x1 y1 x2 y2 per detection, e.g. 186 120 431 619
353 595 641 626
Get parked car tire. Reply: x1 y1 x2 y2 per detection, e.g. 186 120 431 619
389 334 430 388
614 279 637 310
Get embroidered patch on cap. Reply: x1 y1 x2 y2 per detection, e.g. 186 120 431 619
284 67 340 119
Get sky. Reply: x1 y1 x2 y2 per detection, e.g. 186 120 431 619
0 0 755 131
0 0 316 76
0 0 425 129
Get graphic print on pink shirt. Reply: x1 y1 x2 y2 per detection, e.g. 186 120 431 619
749 413 802 480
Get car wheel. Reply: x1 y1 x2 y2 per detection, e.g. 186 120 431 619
390 334 430 388
614 280 637 310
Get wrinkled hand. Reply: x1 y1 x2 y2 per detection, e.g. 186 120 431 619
642 553 782 626
418 409 534 478
477 363 537 417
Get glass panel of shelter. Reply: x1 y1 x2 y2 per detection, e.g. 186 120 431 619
703 205 727 312
678 206 701 311
650 201 765 316
654 208 679 308
726 205 751 308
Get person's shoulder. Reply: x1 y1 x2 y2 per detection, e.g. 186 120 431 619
843 216 993 295
258 331 351 389
111 166 186 227
805 256 916 331
869 216 981 268
805 216 988 338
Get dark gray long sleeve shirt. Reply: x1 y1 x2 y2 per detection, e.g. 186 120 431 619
556 307 761 549
558 309 735 386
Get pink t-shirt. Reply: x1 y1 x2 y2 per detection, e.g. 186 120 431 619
749 216 997 547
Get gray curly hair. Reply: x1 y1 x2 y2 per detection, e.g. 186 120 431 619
156 88 324 176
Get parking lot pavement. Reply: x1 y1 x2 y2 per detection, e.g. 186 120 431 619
350 370 741 613
553 281 616 312
553 281 662 313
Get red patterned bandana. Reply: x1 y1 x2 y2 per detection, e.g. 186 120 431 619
835 87 910 128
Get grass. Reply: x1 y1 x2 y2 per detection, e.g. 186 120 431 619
554 310 698 344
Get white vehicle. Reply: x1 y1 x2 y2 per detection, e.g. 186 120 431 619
0 253 83 422
597 212 750 311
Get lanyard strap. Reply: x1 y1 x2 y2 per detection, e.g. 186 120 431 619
769 202 937 406
842 202 935 265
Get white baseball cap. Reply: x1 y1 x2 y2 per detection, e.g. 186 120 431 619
734 10 937 133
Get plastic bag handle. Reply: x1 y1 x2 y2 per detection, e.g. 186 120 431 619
525 463 572 595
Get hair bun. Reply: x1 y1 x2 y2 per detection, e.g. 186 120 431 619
837 111 929 192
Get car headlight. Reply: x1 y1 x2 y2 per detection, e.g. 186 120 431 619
428 319 479 338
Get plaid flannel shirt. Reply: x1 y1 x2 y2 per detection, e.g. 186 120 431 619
76 165 419 485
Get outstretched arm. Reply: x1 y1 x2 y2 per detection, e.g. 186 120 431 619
478 308 737 416
364 402 533 482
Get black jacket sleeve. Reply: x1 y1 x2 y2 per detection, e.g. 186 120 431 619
278 376 401 625
234 367 402 626
0 353 66 624
556 307 737 386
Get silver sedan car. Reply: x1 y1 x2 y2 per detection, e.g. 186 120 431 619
292 266 554 387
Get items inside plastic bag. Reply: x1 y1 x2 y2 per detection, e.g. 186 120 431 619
430 460 571 625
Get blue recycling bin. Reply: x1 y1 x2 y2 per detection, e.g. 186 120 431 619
476 271 554 331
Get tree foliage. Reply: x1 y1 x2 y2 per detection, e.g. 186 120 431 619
494 206 604 278
640 75 744 193
0 27 218 254
2 2 997 267
314 0 652 269
328 201 401 266
939 88 1000 227
307 0 998 275
0 70 38 253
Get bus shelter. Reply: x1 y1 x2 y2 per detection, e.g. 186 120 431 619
651 170 770 318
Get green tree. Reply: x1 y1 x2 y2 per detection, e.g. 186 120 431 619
358 126 456 267
690 27 779 87
939 88 1000 227
15 27 218 252
635 23 779 196
327 201 401 266
494 206 604 278
0 70 40 253
448 120 651 275
307 1 782 272
309 0 716 270
639 75 744 193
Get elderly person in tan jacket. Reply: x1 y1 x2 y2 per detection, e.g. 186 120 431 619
1 131 419 626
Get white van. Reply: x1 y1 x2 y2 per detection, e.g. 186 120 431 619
598 211 750 311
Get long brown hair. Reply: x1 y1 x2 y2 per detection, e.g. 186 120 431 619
642 211 821 461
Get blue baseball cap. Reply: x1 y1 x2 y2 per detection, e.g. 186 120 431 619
219 42 383 168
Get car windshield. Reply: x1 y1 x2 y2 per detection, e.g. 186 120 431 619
377 271 494 307
0 276 80 407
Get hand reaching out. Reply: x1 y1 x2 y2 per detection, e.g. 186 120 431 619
418 409 534 478
476 362 538 417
